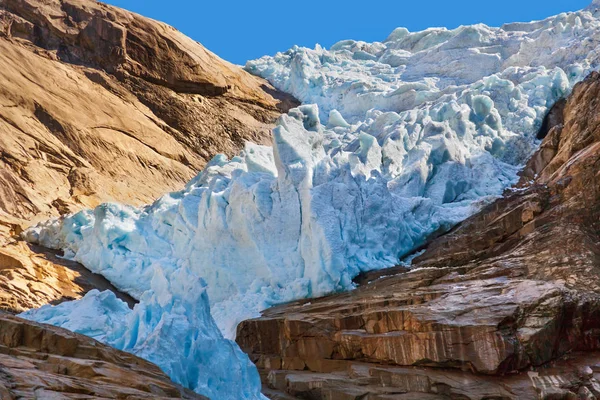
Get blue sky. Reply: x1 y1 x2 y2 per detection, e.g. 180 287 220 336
104 0 591 65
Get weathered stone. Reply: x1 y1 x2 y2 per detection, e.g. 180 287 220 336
0 242 136 314
587 379 600 398
582 367 594 380
578 386 595 400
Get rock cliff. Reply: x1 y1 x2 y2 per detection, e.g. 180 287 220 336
236 72 600 399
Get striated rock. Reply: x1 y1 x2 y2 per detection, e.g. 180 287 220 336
0 312 205 399
0 0 297 227
0 0 297 313
236 72 600 399
256 354 600 400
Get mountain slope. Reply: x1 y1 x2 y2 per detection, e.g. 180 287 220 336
0 0 296 228
16 2 600 400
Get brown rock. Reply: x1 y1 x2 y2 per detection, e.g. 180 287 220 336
579 386 596 400
257 354 600 400
0 312 206 399
0 0 297 226
236 72 600 399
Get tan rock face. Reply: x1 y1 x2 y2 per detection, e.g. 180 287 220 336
236 72 600 399
0 312 206 399
260 354 600 400
0 0 297 313
0 0 297 229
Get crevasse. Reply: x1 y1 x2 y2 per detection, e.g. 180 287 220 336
20 4 600 399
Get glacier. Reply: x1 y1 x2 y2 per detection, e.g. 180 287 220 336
20 3 600 400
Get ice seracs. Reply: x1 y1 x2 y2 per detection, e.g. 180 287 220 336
247 10 597 124
20 3 600 399
586 0 600 14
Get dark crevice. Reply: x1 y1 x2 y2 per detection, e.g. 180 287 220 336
537 98 566 140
